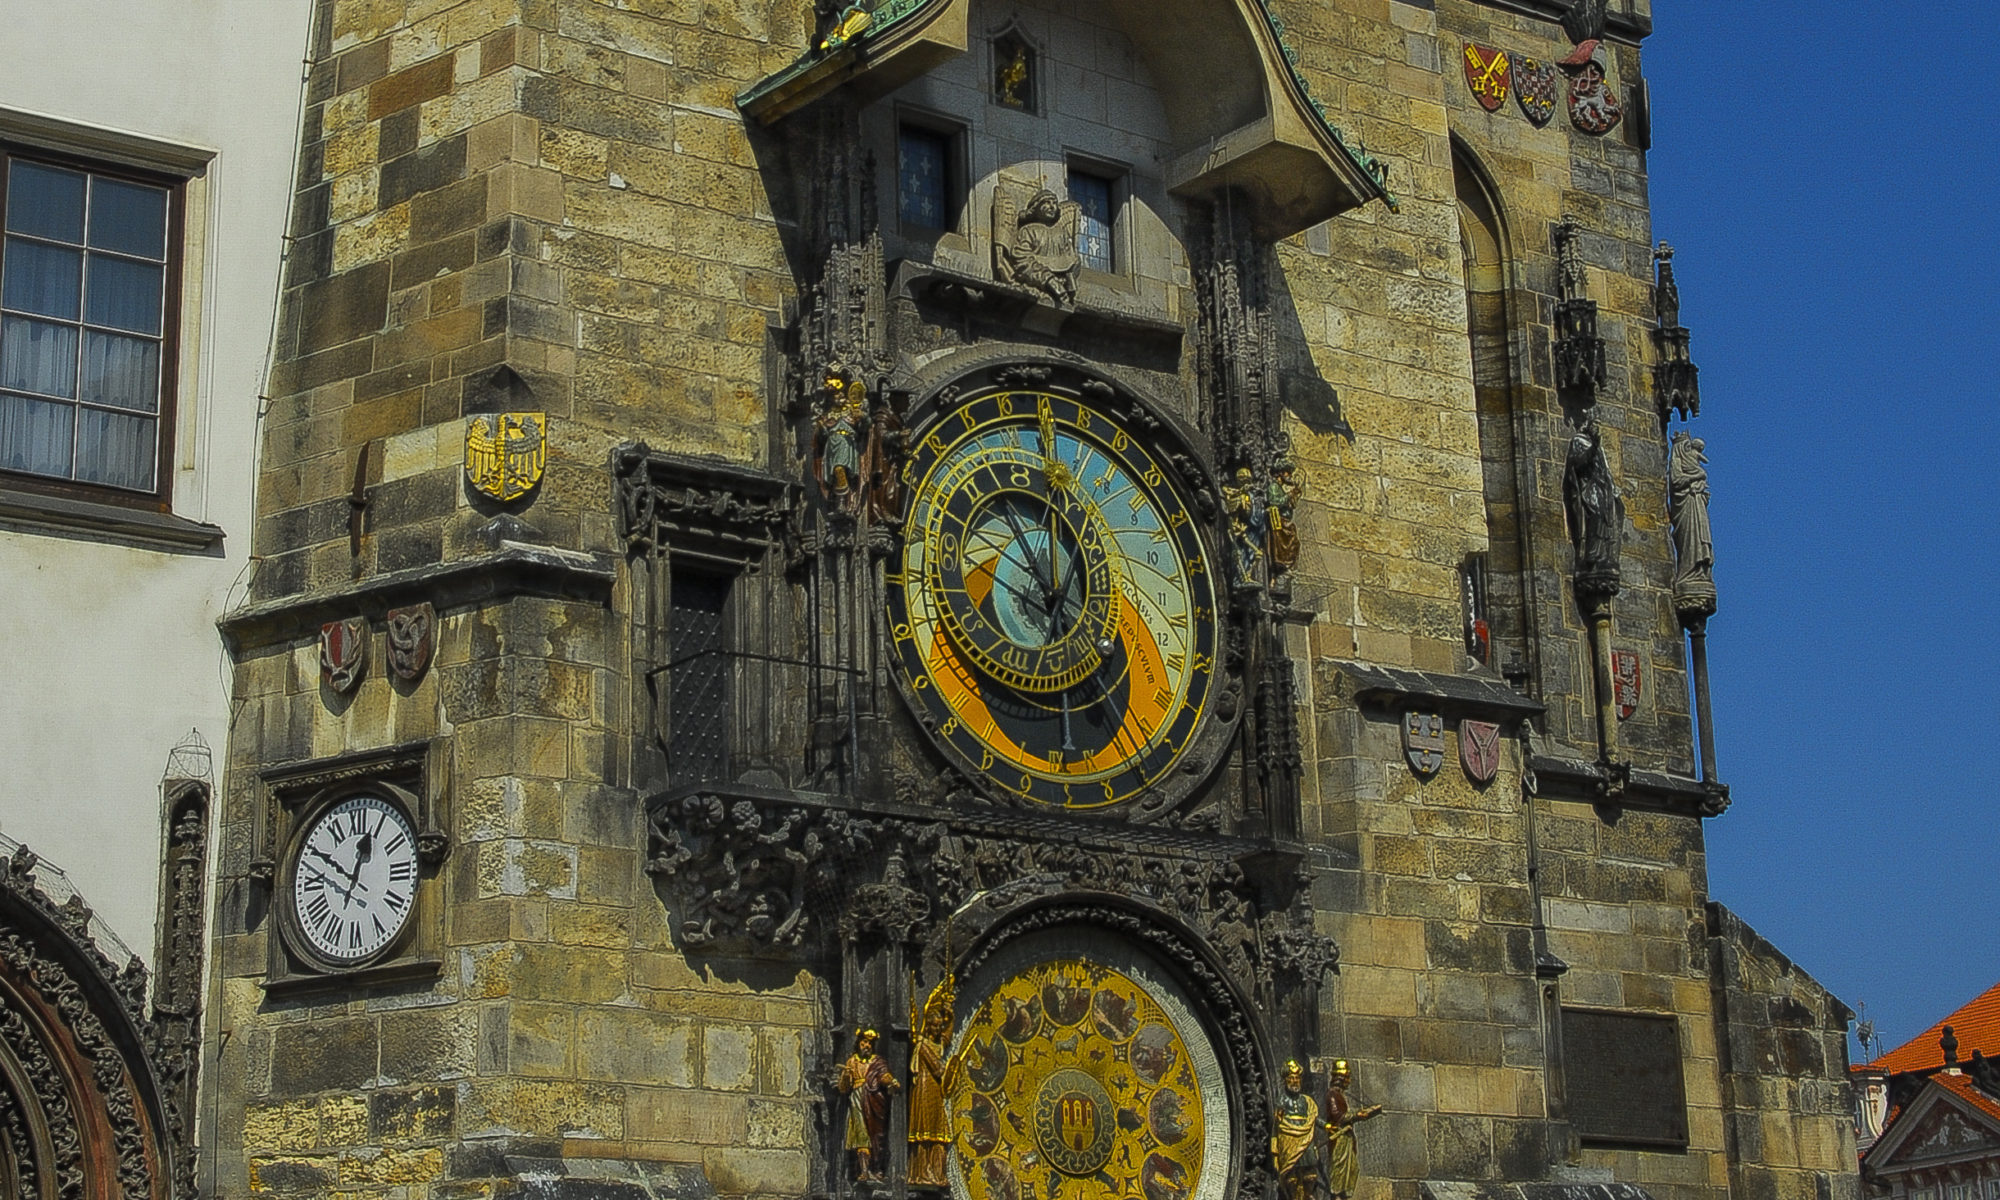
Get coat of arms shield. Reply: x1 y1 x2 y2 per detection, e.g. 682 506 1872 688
465 412 547 502
1461 720 1502 786
1463 44 1511 112
1561 40 1622 135
1515 57 1558 126
320 618 368 693
1612 650 1642 720
1403 712 1445 777
386 603 436 682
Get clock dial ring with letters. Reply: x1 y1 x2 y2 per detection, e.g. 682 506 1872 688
889 383 1220 809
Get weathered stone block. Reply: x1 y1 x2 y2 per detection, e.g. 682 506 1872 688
297 260 391 354
270 1018 378 1096
370 1085 457 1142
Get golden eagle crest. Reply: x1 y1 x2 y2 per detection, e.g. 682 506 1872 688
465 412 546 502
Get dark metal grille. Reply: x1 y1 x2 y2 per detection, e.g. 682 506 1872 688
667 573 730 782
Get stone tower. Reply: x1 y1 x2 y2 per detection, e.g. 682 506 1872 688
206 6 1857 1200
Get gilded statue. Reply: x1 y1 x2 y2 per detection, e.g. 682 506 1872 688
1267 457 1302 572
835 1028 900 1183
1271 1060 1321 1200
1323 1059 1383 1200
994 187 1080 305
995 41 1030 108
907 974 960 1188
1668 431 1714 605
1222 467 1265 583
816 368 867 509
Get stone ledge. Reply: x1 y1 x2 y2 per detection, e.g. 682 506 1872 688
0 486 226 555
1422 1183 1662 1200
1328 659 1545 723
492 1157 717 1200
219 541 616 651
1529 754 1730 819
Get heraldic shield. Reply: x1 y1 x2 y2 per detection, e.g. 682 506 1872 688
1463 44 1511 112
1515 56 1558 126
1461 720 1502 786
1403 712 1445 777
386 603 436 683
1613 650 1642 720
466 412 547 502
320 618 368 693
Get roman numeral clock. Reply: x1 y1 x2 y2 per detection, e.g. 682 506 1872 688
254 744 449 990
887 375 1231 816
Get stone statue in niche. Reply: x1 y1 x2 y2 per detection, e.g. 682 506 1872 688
1668 431 1715 604
862 402 906 526
1322 1059 1383 1200
1271 1059 1322 1200
835 1028 900 1183
1562 417 1622 583
815 367 867 510
994 185 1080 305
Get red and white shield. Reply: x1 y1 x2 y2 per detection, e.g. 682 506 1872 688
1463 43 1511 112
1461 720 1502 786
320 617 368 693
1612 650 1642 720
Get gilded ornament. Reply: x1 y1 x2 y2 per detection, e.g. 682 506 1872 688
464 412 547 502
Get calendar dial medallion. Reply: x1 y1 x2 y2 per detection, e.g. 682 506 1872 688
889 384 1221 809
285 793 420 967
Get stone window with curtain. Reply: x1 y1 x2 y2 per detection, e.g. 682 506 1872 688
0 147 178 504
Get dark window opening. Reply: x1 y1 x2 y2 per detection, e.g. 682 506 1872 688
0 150 177 500
898 125 955 231
667 572 732 783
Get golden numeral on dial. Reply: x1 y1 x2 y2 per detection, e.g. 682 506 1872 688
1142 465 1163 487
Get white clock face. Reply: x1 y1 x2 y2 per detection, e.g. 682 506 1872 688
290 793 418 965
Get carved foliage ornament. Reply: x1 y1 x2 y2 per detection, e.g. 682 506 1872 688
0 845 173 1200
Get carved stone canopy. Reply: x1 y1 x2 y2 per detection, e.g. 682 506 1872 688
738 0 1391 236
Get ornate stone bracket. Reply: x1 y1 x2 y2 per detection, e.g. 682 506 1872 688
613 443 797 564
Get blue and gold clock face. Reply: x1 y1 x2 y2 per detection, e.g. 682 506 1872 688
888 385 1219 809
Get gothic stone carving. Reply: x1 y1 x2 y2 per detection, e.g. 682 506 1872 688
1669 431 1716 614
994 185 1080 305
1563 417 1622 598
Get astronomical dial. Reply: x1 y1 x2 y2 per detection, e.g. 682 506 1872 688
287 793 419 966
888 385 1220 809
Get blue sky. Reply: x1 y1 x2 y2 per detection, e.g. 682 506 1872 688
1644 2 2000 1058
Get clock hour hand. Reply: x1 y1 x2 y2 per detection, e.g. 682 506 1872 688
300 864 357 905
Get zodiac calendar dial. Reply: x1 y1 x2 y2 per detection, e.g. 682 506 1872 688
888 385 1221 809
951 959 1207 1200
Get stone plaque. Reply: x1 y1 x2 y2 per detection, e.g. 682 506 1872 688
1561 1008 1688 1148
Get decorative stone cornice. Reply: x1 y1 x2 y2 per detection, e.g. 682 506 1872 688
1326 659 1545 723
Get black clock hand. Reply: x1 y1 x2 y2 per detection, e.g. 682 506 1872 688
993 499 1054 594
300 864 357 906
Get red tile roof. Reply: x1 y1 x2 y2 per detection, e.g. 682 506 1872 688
1934 1072 2000 1127
1855 980 2000 1075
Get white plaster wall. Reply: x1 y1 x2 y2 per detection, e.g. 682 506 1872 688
0 0 313 959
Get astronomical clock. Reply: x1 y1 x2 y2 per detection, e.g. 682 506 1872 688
886 378 1227 813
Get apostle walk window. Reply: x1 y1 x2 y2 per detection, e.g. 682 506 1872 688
897 123 958 232
0 149 177 501
1069 168 1117 273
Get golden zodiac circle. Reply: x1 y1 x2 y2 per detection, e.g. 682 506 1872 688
953 959 1204 1200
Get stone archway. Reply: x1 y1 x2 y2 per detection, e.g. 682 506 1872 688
0 847 181 1200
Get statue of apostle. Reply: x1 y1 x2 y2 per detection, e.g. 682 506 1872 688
1667 431 1715 607
835 1028 899 1183
816 368 867 508
1271 1060 1321 1200
907 977 960 1188
1323 1059 1383 1200
1562 417 1621 586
